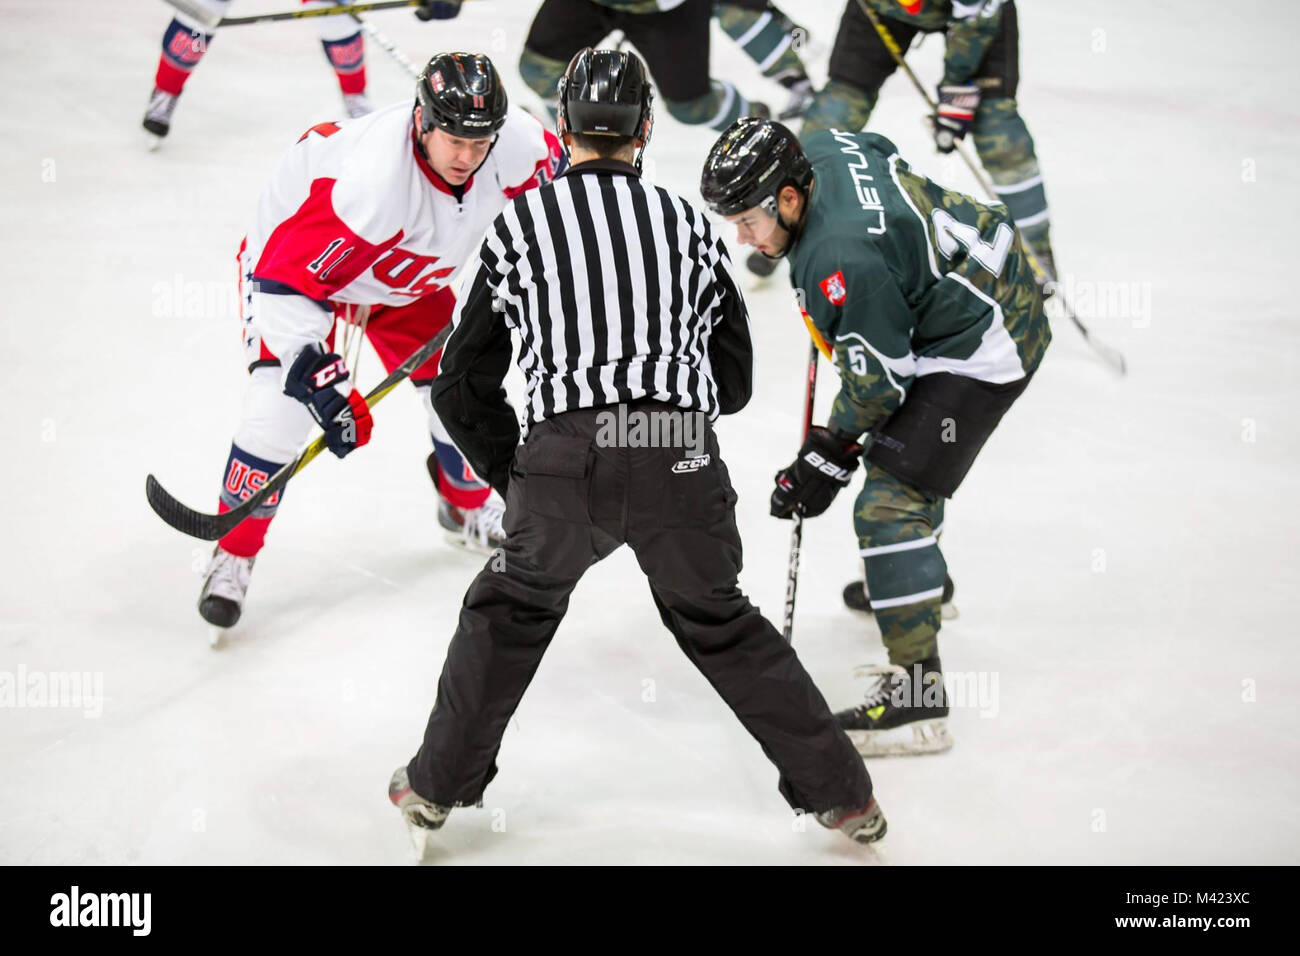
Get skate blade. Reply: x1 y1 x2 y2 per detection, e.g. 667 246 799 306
406 821 434 862
441 529 499 556
146 133 163 152
847 719 953 757
941 602 959 621
208 627 227 650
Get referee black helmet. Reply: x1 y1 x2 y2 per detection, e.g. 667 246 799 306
557 47 654 170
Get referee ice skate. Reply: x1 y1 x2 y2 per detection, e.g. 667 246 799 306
389 48 883 849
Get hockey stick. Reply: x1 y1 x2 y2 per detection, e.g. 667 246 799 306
145 324 452 541
162 0 422 30
331 1 423 79
781 338 820 643
851 0 1127 377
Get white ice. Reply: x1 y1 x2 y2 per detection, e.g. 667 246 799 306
2 0 1297 865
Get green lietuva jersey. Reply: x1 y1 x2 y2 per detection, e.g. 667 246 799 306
788 129 1050 439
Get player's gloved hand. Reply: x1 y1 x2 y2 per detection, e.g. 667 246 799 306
932 83 980 153
283 344 373 458
415 0 462 20
770 427 863 519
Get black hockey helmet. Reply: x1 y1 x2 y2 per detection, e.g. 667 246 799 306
415 52 508 139
700 117 812 218
557 47 654 169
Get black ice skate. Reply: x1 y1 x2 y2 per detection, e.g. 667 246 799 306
143 87 178 147
198 546 254 645
843 575 957 619
835 658 953 757
816 796 887 845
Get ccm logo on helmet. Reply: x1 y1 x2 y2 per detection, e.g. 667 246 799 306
311 359 347 390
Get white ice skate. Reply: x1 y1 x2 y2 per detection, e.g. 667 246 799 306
198 546 254 647
343 93 373 119
438 496 507 554
143 87 178 149
388 765 452 862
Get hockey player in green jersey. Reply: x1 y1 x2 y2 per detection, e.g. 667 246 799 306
701 118 1049 756
808 1 1053 276
747 1 1055 290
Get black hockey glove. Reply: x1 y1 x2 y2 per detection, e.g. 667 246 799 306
932 83 980 153
770 427 863 520
415 0 462 20
283 344 373 459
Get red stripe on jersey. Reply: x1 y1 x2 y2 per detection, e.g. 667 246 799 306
503 127 565 199
253 177 403 301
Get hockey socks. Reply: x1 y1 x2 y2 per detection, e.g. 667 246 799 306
320 31 367 96
154 17 214 96
216 443 288 559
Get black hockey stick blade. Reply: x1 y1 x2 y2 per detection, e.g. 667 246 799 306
145 324 451 540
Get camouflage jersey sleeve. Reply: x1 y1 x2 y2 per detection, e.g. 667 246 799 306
798 235 914 441
943 0 1005 85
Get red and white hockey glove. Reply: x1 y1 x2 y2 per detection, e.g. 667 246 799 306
932 83 980 153
283 344 373 458
770 427 863 520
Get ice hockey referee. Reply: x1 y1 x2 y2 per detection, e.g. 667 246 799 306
388 48 884 848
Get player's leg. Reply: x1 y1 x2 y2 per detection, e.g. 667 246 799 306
625 0 767 131
969 2 1055 282
401 417 620 816
714 0 813 120
201 366 315 628
839 461 953 756
625 421 879 835
800 3 916 134
144 0 232 140
302 0 372 118
362 290 500 552
518 0 613 120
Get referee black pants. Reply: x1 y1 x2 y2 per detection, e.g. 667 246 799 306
408 402 873 814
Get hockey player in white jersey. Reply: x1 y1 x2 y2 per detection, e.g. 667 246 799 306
198 51 565 630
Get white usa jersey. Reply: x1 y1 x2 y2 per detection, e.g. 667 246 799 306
242 101 563 361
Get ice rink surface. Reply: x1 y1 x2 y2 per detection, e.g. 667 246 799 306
2 0 1297 865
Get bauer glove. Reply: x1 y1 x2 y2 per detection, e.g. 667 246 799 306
415 0 462 20
932 83 980 153
770 427 863 519
283 344 373 458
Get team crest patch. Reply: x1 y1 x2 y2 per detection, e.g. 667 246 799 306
430 71 445 93
819 271 847 306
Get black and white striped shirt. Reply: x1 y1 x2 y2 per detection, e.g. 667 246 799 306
431 158 754 495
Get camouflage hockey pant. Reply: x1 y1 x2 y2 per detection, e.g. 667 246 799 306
853 461 947 667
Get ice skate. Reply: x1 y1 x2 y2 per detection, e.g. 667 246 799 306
835 659 953 757
389 765 452 860
816 796 887 845
843 574 958 620
143 87 178 148
435 495 507 554
342 92 373 119
775 72 814 121
198 546 254 641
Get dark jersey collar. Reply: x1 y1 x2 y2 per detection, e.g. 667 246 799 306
561 157 640 178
